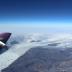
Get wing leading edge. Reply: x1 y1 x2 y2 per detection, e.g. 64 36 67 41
0 32 11 48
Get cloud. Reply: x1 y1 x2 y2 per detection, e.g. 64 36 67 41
1 24 72 34
1 33 72 71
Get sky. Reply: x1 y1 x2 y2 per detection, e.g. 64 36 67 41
0 0 72 33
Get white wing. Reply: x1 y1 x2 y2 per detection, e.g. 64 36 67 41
0 41 6 46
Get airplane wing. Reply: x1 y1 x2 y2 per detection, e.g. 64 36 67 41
0 32 11 48
0 33 11 43
0 41 6 46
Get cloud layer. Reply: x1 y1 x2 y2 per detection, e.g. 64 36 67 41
1 33 72 71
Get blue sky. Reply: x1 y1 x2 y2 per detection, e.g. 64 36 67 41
0 0 72 33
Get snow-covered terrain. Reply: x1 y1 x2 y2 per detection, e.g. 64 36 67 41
1 33 72 71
